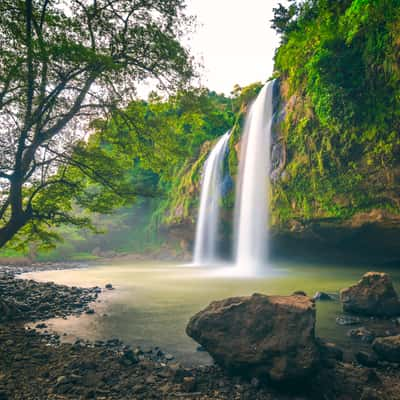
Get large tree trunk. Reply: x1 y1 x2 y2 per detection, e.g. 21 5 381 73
0 214 30 248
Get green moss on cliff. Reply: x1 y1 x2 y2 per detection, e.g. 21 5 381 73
271 0 400 227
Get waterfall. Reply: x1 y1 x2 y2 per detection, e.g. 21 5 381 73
234 81 275 275
193 131 231 265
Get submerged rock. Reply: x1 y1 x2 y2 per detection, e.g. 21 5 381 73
372 335 400 362
340 272 400 317
336 315 362 326
186 293 319 382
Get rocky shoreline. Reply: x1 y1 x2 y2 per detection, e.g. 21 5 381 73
0 266 400 399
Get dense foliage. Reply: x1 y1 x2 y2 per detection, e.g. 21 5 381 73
271 0 400 224
0 89 235 259
0 0 193 249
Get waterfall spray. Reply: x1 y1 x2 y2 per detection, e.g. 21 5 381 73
193 131 231 265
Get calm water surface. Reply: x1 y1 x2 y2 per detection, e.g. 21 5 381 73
23 261 400 365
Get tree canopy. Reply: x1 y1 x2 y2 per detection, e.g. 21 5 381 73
0 0 194 248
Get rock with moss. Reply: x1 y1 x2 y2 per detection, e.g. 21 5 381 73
340 272 400 317
372 335 400 363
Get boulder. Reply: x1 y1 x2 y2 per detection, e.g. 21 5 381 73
313 291 335 301
372 335 400 362
186 293 319 382
340 272 400 317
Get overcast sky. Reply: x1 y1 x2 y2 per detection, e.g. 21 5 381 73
184 0 283 95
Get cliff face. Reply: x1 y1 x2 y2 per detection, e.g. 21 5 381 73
268 0 400 261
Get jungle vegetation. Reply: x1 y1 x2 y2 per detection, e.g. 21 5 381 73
2 0 400 259
270 0 400 224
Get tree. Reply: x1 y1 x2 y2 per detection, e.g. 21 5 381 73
0 0 194 249
271 0 299 36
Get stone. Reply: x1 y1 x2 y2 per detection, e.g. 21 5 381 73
186 293 319 382
56 375 70 386
105 283 113 290
313 292 334 301
119 349 138 366
316 338 343 366
356 351 378 367
340 272 400 317
335 315 361 326
182 377 196 392
347 327 375 343
372 335 400 362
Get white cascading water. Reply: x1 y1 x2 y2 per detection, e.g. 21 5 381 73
234 81 275 275
193 131 231 265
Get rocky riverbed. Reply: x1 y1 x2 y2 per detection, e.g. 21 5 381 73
0 266 400 399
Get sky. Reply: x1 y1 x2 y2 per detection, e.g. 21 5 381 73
184 0 283 95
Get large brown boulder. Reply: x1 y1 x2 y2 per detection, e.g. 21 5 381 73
340 272 400 317
186 293 319 382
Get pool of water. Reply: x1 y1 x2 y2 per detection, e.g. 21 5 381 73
23 260 400 365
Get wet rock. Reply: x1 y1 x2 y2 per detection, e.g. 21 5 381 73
313 291 335 301
56 375 70 385
372 335 400 362
0 273 100 323
336 315 362 326
182 376 196 392
340 272 400 317
317 338 343 367
105 283 114 290
119 349 139 366
85 308 95 314
347 327 376 343
186 293 319 382
356 351 378 367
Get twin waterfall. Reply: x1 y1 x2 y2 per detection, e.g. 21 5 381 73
193 81 275 274
235 82 274 274
193 131 231 265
